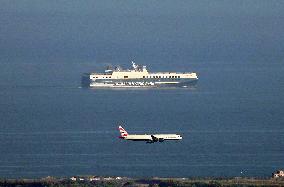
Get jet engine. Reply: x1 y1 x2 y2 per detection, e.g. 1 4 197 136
151 135 159 142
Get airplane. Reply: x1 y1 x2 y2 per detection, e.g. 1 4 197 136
118 125 182 143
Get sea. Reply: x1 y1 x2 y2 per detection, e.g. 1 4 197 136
0 60 283 179
0 0 284 179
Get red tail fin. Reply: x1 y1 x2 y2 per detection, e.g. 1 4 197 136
118 125 128 138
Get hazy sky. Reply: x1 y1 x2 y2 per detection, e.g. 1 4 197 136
1 0 284 64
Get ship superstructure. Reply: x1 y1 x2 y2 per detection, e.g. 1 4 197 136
82 61 198 88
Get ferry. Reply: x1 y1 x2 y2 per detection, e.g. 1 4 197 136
82 61 198 88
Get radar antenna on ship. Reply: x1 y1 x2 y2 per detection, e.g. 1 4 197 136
131 61 138 70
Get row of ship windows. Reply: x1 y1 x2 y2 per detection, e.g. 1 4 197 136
143 76 181 79
94 76 181 79
94 76 111 79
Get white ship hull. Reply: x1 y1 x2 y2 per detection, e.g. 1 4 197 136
86 78 197 88
82 62 198 88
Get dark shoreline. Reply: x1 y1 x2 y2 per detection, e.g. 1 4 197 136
1 176 284 187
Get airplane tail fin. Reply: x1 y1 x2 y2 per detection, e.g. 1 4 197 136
118 125 128 138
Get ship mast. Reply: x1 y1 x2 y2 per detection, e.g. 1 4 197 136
131 61 138 71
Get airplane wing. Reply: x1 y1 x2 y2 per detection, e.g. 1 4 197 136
150 135 164 142
151 135 158 142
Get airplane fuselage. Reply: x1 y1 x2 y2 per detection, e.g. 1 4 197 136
119 134 182 143
118 126 182 143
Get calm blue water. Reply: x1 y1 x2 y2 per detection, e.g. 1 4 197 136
0 60 283 178
0 0 284 179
